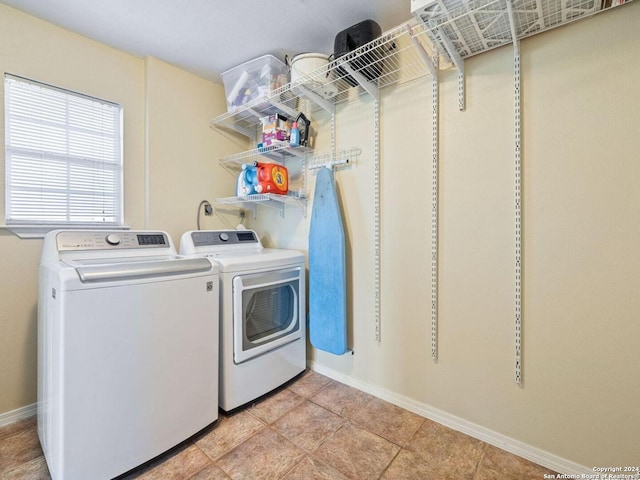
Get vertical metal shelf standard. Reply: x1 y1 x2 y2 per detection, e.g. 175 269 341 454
373 100 381 342
409 26 441 361
505 0 523 386
336 50 383 343
430 55 440 361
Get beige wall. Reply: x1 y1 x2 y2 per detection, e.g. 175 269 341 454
145 56 247 242
249 4 640 468
0 5 235 414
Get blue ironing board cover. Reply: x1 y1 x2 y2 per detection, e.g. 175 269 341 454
309 167 348 355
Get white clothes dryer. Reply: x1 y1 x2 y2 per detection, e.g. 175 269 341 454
180 229 306 412
38 230 219 480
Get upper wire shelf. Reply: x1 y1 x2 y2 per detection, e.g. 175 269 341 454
209 23 438 137
414 0 631 62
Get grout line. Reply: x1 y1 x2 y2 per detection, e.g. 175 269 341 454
377 446 402 480
275 445 307 479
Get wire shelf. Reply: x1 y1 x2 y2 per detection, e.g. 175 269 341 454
215 193 307 218
209 23 437 137
219 142 313 173
415 0 629 62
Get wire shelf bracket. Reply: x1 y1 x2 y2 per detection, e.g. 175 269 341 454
266 98 299 120
293 84 336 115
434 27 466 111
340 62 380 102
217 120 254 139
308 147 360 171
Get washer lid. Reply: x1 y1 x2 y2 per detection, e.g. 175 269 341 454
63 256 215 283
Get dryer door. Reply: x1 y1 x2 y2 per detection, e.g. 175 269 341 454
232 267 302 364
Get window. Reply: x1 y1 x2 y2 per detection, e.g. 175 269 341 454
4 74 123 232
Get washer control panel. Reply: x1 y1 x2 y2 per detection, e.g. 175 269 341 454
190 230 257 247
56 231 169 251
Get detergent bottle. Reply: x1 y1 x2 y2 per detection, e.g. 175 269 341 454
289 122 300 147
236 163 259 196
254 162 288 194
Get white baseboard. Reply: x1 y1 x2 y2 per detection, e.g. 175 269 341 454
0 403 37 428
308 361 591 476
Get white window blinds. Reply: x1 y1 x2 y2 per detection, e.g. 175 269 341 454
4 74 123 226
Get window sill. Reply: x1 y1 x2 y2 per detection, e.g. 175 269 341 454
0 224 131 239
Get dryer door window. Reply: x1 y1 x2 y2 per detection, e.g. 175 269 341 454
245 286 295 342
233 267 302 364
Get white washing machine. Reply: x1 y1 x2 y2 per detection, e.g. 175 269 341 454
180 229 306 411
38 230 219 480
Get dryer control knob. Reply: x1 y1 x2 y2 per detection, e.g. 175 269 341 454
105 233 121 246
219 233 229 242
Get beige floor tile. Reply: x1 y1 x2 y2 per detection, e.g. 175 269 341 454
248 388 305 424
313 422 400 480
310 381 375 419
282 456 349 480
0 416 37 441
287 371 332 399
216 427 306 480
195 411 264 460
404 419 486 480
0 455 51 480
187 462 232 480
475 444 557 480
272 401 345 452
0 422 44 474
379 449 433 480
133 443 212 480
350 396 425 446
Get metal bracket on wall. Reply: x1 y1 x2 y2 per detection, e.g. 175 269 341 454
434 27 465 111
506 0 523 386
308 147 360 171
294 85 336 116
340 63 380 102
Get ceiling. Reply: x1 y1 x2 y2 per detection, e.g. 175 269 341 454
0 0 413 83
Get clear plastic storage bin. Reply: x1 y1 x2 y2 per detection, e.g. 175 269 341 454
222 54 289 112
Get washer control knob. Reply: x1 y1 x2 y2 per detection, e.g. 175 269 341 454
105 233 121 246
219 233 229 242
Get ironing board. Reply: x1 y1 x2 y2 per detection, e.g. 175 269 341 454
309 167 348 355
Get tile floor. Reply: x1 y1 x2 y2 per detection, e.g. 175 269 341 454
0 371 557 480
